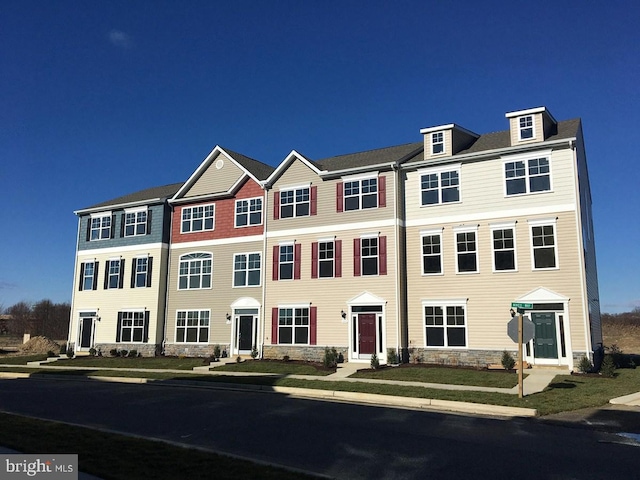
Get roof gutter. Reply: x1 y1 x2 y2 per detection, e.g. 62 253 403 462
74 198 164 216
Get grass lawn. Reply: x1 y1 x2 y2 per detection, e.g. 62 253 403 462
213 360 334 376
0 412 317 480
350 365 521 388
0 354 49 364
54 356 208 370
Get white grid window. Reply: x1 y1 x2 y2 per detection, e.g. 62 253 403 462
120 311 145 343
233 253 261 287
134 257 149 288
519 115 534 140
235 197 263 227
422 234 442 275
278 307 309 344
421 169 460 205
181 204 215 233
319 241 334 278
425 304 466 347
456 231 478 273
280 188 309 218
82 262 96 290
178 253 212 289
492 228 516 271
505 158 550 195
345 178 377 211
176 310 209 343
432 131 444 154
125 210 147 236
279 245 294 280
90 215 111 240
531 224 557 269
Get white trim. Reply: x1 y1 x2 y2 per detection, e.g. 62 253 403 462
527 217 558 227
232 251 262 288
490 223 518 273
421 299 469 350
452 224 479 233
417 163 462 175
528 219 560 271
277 303 312 309
180 203 216 234
340 171 379 182
90 211 111 218
453 224 479 274
505 106 547 118
177 251 213 291
317 235 336 242
174 309 211 344
501 149 552 162
420 123 455 134
278 182 311 191
234 196 264 228
489 220 517 229
421 298 468 305
359 232 380 239
419 227 444 236
78 242 167 256
123 205 148 214
420 230 444 276
418 164 462 207
267 218 395 239
265 150 327 186
170 235 264 250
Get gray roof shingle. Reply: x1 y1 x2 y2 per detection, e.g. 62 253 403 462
315 142 423 172
221 147 275 181
80 182 183 211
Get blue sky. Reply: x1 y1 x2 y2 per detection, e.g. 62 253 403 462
1 1 638 313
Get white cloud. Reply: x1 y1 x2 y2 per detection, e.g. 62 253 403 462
108 30 132 49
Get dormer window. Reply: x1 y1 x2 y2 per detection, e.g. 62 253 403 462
432 132 444 154
518 116 534 140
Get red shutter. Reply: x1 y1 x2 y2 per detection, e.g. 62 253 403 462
294 243 302 280
379 236 387 275
335 240 342 278
353 238 361 276
272 245 279 281
336 182 343 213
310 306 317 345
273 191 280 220
378 175 386 208
310 186 317 216
271 308 279 344
311 242 318 279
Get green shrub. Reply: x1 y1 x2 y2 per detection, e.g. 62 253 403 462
236 355 242 363
59 344 67 356
66 348 74 358
600 355 616 377
578 356 593 374
323 347 338 369
250 345 259 359
370 352 380 370
213 344 221 359
120 349 128 358
501 350 516 370
127 350 138 358
282 355 290 362
387 348 398 364
109 348 119 357
89 348 97 356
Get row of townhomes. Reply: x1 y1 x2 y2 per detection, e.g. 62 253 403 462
68 107 602 371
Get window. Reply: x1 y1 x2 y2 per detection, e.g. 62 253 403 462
519 115 534 140
420 168 460 205
235 197 262 227
432 131 444 154
272 243 301 281
455 227 478 273
79 261 98 291
421 233 442 275
178 253 212 289
131 257 152 288
530 221 557 269
280 187 310 218
104 259 124 289
176 310 209 343
278 308 309 344
124 209 147 236
311 240 342 279
345 178 377 211
492 228 516 271
90 214 111 241
505 157 550 195
181 204 215 233
354 236 387 276
424 304 466 347
233 253 261 287
118 311 146 343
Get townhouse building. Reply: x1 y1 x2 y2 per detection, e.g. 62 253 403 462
68 183 181 355
68 106 602 370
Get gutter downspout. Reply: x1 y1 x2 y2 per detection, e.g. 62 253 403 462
67 216 81 353
392 163 402 363
161 203 174 355
260 186 269 359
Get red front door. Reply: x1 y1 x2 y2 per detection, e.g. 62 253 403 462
358 314 376 355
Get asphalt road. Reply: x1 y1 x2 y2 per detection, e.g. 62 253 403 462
1 377 638 479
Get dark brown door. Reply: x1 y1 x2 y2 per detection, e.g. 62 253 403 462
358 314 376 354
238 316 253 351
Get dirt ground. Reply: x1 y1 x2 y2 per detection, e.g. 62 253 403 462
602 322 640 354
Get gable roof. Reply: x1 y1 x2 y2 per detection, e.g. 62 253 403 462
221 146 275 181
316 142 423 173
76 182 183 214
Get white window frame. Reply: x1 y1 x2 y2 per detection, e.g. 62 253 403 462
134 256 149 288
528 218 559 270
420 228 444 276
181 204 215 233
453 225 479 274
360 234 379 276
82 261 96 291
503 151 552 197
490 222 517 272
178 252 212 290
279 185 310 218
431 131 445 155
175 309 210 343
422 299 468 349
119 310 145 343
318 239 335 278
235 197 263 227
233 252 261 287
277 305 310 345
343 173 378 211
124 207 148 237
106 258 121 289
518 115 534 140
419 164 461 206
90 212 111 241
278 242 295 280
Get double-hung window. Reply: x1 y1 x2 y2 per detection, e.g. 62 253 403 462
124 208 147 236
280 187 309 218
118 311 146 343
178 252 212 289
424 301 467 347
431 131 444 154
278 307 309 345
421 230 443 275
176 310 209 343
454 225 478 273
79 261 98 291
272 243 301 281
311 240 342 279
235 197 263 227
420 165 460 205
519 115 534 140
529 219 558 269
131 257 152 288
491 224 516 272
354 236 387 276
279 244 294 280
504 152 551 195
345 177 377 211
181 204 215 233
233 253 261 287
105 259 124 289
90 214 111 241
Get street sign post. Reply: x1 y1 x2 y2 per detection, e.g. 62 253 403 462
507 316 534 343
508 304 533 398
511 302 533 309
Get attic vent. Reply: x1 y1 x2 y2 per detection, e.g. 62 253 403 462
215 159 224 170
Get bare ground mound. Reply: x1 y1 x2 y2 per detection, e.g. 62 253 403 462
602 322 640 354
18 336 60 354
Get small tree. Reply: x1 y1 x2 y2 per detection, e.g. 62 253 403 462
370 352 380 370
600 355 616 377
323 347 338 368
501 350 516 370
578 356 593 374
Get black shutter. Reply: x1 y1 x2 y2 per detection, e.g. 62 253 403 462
146 210 152 235
118 259 125 289
110 214 116 239
93 262 99 290
116 312 122 342
85 219 91 241
130 258 136 288
146 257 153 287
120 213 125 237
78 263 85 291
103 260 110 289
143 311 150 342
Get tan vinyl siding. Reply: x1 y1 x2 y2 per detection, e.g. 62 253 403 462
182 154 244 199
509 113 544 145
405 211 588 353
423 129 452 160
165 241 264 344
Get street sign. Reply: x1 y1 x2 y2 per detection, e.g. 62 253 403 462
507 316 535 343
511 302 533 309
